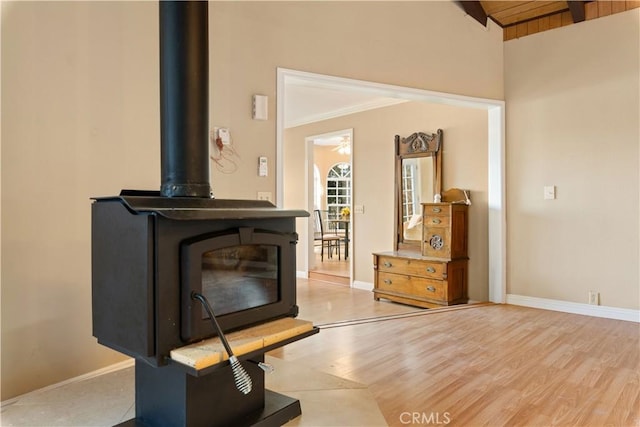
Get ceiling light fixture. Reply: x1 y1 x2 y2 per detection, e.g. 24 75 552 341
334 136 351 155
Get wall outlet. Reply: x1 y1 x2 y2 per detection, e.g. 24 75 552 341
257 192 272 202
588 291 599 305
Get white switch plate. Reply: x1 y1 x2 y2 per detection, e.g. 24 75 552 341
252 95 268 120
353 205 364 214
544 185 556 200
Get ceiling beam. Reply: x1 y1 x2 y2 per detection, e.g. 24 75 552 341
457 0 488 27
567 1 587 23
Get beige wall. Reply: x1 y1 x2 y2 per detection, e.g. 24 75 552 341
505 10 640 309
1 1 160 400
1 1 502 399
284 101 489 299
208 1 503 200
8 0 635 403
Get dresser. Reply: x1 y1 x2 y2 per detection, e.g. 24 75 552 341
422 203 468 259
374 202 468 308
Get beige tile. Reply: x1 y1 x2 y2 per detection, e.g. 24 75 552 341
265 356 365 392
1 367 134 426
1 358 385 426
284 389 388 427
265 356 387 426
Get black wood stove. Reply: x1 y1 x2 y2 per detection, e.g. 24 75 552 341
91 2 316 426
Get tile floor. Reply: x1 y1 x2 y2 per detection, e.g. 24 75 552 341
1 355 387 426
2 280 399 426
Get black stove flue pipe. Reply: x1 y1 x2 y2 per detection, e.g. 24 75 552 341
160 1 212 198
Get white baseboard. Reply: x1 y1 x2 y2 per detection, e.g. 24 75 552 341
352 280 373 291
1 358 134 407
506 294 640 323
296 270 308 278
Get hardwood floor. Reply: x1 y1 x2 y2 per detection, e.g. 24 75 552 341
270 279 640 426
309 247 350 285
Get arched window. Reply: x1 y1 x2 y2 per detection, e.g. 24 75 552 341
326 162 351 219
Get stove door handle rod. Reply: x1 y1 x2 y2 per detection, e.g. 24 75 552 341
191 292 253 395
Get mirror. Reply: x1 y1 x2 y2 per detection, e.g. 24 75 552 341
394 129 443 251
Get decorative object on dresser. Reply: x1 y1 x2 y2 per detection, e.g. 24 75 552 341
441 187 471 205
374 129 470 309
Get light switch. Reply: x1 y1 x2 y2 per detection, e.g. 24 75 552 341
252 95 268 120
353 205 364 214
544 185 556 200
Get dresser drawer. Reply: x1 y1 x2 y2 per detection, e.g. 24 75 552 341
377 256 445 279
377 272 445 300
423 204 450 216
423 215 450 227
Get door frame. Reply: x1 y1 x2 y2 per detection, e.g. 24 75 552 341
276 68 506 303
304 129 354 282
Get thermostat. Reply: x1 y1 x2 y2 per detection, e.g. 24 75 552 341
258 156 268 177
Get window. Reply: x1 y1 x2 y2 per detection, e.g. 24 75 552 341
326 162 351 219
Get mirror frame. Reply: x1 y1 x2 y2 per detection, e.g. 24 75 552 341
394 129 443 251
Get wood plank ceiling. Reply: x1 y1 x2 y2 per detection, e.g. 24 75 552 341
457 0 640 41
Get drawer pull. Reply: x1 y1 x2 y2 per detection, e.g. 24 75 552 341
384 279 392 285
383 261 392 268
426 286 436 292
426 267 436 273
432 218 441 224
432 207 442 213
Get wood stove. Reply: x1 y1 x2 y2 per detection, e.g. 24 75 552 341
92 192 309 365
91 2 317 426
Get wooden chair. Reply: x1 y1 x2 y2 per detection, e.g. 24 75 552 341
313 210 341 261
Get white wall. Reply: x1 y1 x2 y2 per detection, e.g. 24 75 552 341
505 9 640 309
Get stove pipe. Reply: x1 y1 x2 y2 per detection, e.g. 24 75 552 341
160 1 212 198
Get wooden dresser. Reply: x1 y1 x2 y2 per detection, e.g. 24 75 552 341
374 202 468 308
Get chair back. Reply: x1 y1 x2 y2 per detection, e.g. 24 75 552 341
313 210 324 239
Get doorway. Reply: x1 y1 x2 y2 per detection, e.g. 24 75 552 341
307 129 353 285
276 68 505 302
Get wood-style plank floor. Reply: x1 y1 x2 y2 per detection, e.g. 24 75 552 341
311 248 349 274
269 279 640 427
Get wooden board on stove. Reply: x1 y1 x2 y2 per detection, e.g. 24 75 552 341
170 318 314 371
